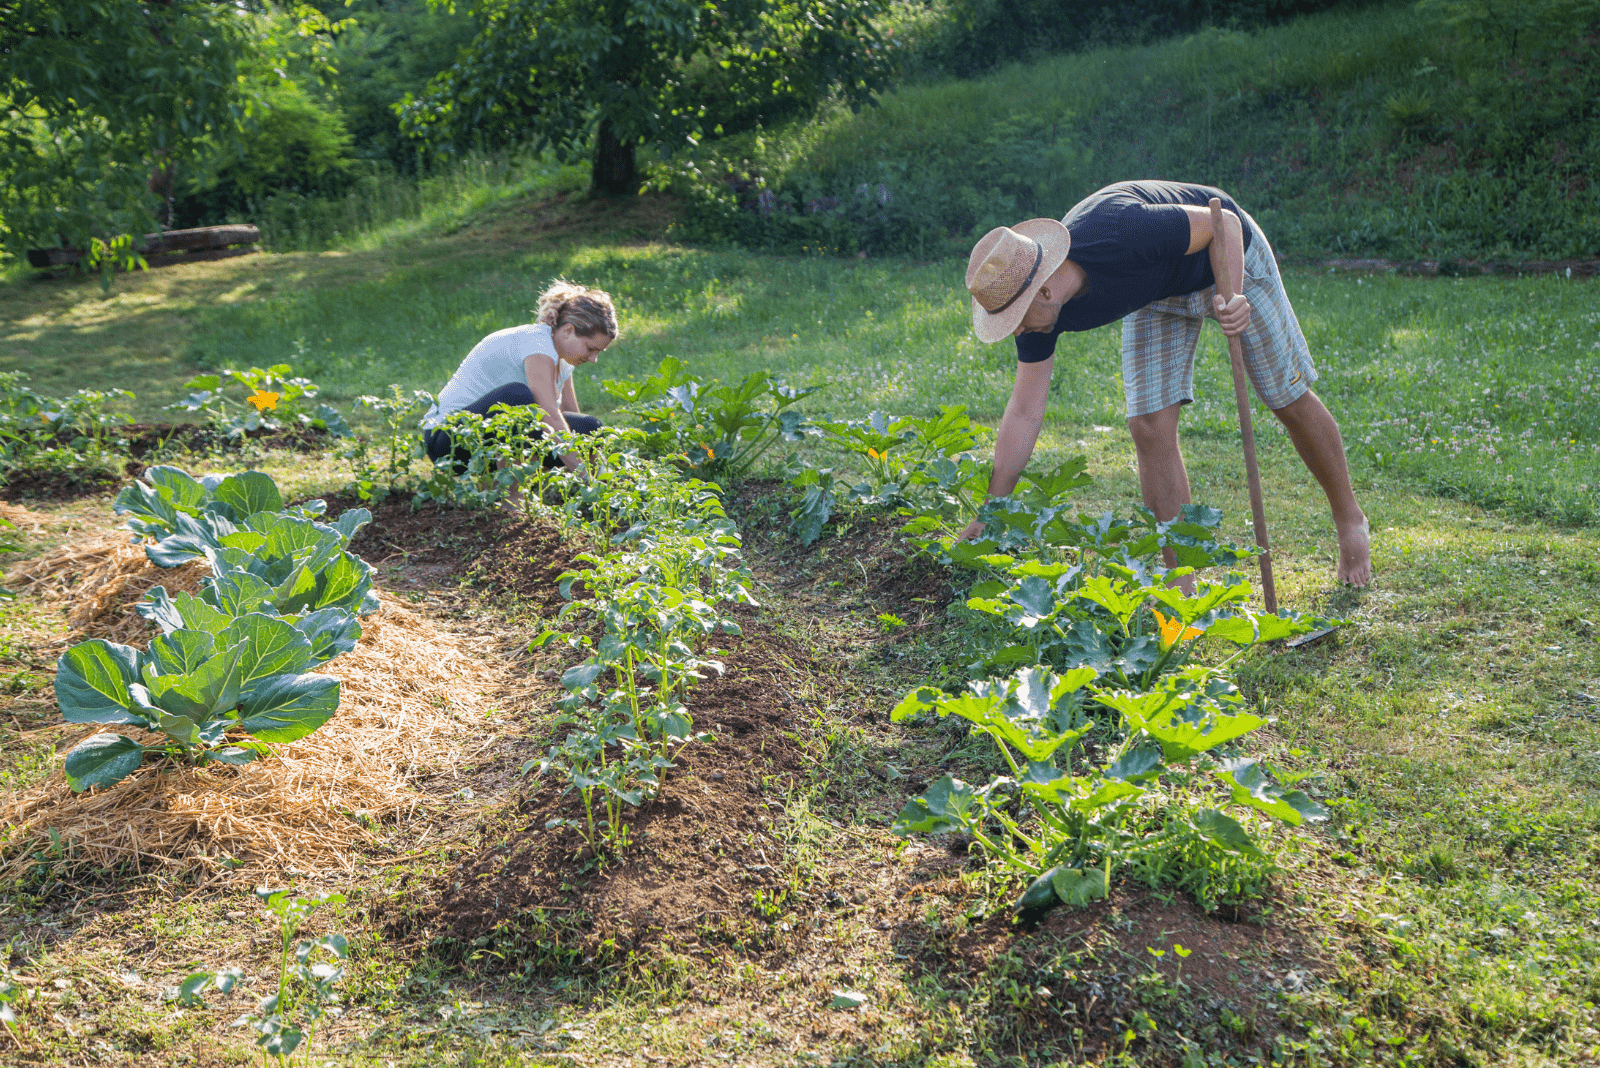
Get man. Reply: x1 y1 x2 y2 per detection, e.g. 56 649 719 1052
961 179 1371 587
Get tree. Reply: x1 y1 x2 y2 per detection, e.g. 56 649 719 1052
397 0 897 195
0 0 344 265
0 0 255 261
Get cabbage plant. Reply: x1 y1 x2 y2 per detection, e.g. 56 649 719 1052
114 466 370 570
57 615 343 791
55 465 372 793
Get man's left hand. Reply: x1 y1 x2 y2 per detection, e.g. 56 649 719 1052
1214 293 1252 336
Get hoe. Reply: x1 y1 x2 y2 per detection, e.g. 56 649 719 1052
1208 197 1338 648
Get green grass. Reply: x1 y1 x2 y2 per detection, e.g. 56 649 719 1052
248 148 591 253
2 199 1599 1065
5 202 1592 523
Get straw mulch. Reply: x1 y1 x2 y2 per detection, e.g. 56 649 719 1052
7 531 210 645
1 532 524 881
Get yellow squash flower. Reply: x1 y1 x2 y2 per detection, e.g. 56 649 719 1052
246 390 280 412
1152 609 1204 651
867 447 883 461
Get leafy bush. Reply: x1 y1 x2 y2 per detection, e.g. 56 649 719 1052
601 357 819 479
57 467 373 792
172 79 356 228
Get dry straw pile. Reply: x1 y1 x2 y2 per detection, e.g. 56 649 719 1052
1 532 517 881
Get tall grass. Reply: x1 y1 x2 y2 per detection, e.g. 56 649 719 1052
244 149 590 252
669 1 1600 261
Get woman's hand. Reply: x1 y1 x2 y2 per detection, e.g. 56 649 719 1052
956 517 986 542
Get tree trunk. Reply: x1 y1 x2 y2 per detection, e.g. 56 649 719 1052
591 118 637 196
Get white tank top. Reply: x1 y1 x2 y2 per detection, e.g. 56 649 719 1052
421 324 570 428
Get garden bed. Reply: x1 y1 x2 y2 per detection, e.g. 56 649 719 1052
0 452 1344 1066
1 531 527 882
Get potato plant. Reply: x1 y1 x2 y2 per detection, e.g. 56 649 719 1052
344 385 436 502
513 433 756 855
55 468 373 792
0 371 136 485
180 888 349 1066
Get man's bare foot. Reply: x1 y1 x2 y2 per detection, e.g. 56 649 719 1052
1336 514 1371 586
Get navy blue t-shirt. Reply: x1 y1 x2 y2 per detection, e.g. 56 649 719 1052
1014 180 1256 364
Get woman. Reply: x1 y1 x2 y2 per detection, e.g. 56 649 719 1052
422 280 619 473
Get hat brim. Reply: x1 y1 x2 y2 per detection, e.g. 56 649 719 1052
969 218 1071 344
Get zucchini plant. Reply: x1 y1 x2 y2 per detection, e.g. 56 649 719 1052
891 663 1327 911
601 356 819 478
787 405 994 545
890 460 1338 914
167 364 348 440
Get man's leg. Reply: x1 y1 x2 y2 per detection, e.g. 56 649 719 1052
1270 390 1371 586
1128 401 1198 590
1128 401 1191 520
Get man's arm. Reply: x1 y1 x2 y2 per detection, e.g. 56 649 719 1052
1179 204 1250 336
957 356 1055 540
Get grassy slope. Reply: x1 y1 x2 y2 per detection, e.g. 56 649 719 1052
1 196 1599 1065
688 1 1598 262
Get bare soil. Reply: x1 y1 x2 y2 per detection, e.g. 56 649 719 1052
385 613 815 958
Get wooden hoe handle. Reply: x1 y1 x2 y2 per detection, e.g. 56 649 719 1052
1208 197 1278 614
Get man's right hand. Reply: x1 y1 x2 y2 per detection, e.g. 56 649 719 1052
956 517 985 542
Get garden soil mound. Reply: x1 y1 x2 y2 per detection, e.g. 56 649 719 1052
389 615 812 957
329 496 590 612
1 533 523 880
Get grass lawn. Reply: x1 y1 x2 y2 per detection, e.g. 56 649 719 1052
0 194 1597 1066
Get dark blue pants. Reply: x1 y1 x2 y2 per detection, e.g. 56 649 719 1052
425 383 602 473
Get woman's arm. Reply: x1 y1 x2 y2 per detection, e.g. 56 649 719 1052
957 356 1055 540
560 374 579 414
524 353 583 472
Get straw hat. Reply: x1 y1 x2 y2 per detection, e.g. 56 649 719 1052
965 219 1071 343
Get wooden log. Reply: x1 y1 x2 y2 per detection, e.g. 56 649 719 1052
26 224 261 269
139 224 260 254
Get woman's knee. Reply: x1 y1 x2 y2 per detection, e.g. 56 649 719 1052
563 412 602 434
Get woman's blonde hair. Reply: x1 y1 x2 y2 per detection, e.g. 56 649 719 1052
535 280 620 340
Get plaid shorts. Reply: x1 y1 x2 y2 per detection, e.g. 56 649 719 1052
1120 215 1315 418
